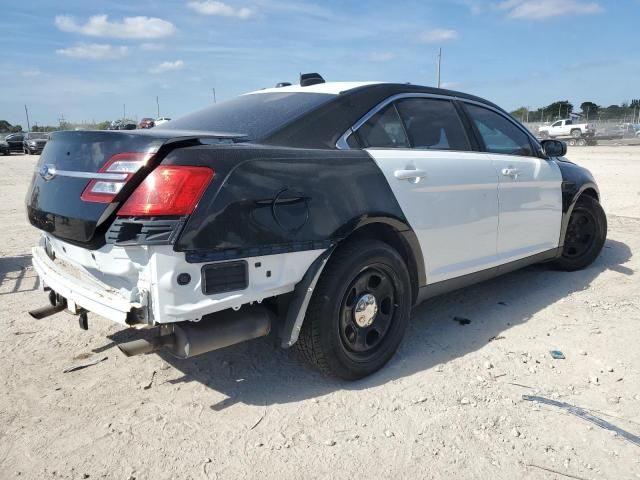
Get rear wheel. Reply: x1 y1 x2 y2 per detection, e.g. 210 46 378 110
552 196 607 271
296 239 412 380
568 139 577 146
571 129 582 139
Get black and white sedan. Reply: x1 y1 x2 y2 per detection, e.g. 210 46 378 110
26 75 606 380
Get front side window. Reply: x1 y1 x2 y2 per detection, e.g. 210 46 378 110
356 104 410 148
466 104 534 157
395 98 470 151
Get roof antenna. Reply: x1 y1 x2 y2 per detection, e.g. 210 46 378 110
300 73 325 87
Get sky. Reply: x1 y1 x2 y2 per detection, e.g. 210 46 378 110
0 0 638 126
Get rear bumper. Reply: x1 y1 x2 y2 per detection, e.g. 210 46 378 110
31 245 140 324
31 234 326 326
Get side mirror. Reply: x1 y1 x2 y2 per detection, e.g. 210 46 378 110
541 139 567 158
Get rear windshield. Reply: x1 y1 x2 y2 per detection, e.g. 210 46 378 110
159 92 334 140
27 133 48 139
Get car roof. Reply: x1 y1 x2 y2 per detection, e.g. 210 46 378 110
245 81 383 96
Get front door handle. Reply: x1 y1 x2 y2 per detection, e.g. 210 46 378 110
502 167 519 178
394 169 427 182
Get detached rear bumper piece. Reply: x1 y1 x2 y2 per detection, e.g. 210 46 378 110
31 245 141 324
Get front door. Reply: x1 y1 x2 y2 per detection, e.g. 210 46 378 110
464 103 563 264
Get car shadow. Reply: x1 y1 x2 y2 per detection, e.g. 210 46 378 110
0 254 38 295
106 239 632 409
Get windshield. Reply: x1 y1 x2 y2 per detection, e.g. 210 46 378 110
160 92 334 140
28 133 48 139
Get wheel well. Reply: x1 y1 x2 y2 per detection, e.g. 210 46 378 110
338 223 420 303
581 188 599 201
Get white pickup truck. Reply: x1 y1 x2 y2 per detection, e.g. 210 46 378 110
538 119 596 139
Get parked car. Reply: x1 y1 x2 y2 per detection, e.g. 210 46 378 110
139 118 155 129
109 120 137 130
154 117 171 126
23 132 49 155
0 139 9 155
26 76 606 380
538 119 596 139
4 132 24 152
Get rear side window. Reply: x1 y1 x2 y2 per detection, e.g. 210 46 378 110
357 104 410 148
395 98 470 151
466 104 534 157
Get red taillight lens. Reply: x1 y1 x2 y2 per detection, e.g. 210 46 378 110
117 166 213 217
81 152 151 203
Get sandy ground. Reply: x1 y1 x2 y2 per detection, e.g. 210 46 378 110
0 146 639 480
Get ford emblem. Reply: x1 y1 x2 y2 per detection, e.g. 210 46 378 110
39 164 57 181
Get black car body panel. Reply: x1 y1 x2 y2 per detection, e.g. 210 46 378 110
162 144 410 253
554 157 600 248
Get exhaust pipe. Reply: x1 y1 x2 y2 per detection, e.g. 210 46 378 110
29 300 68 320
118 306 272 358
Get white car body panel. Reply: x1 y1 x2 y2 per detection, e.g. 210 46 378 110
366 149 500 284
34 234 325 324
245 81 382 96
490 154 563 263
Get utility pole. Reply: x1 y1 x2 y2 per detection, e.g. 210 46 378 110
156 96 160 117
526 106 530 123
24 104 31 131
123 104 126 121
436 48 442 88
212 87 217 104
558 103 562 119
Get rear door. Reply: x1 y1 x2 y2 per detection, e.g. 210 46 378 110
463 103 563 264
353 96 500 284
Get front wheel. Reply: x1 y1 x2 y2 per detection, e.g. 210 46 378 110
552 196 607 271
296 239 412 380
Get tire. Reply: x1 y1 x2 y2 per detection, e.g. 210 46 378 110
577 138 587 147
296 239 412 380
568 139 577 146
571 129 582 139
552 196 607 271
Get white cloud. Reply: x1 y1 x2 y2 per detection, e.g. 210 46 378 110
54 15 176 39
149 60 185 74
56 43 128 59
416 28 459 43
367 52 395 62
497 0 602 19
187 1 254 18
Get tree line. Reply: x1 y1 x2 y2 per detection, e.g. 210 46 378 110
511 99 640 123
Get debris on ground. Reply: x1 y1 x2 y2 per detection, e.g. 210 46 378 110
550 350 566 360
62 356 108 373
522 395 640 447
142 371 157 390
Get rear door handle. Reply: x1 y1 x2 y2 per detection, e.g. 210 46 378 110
502 167 519 178
394 169 427 182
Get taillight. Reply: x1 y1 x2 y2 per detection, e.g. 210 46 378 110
81 152 152 203
117 166 213 217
